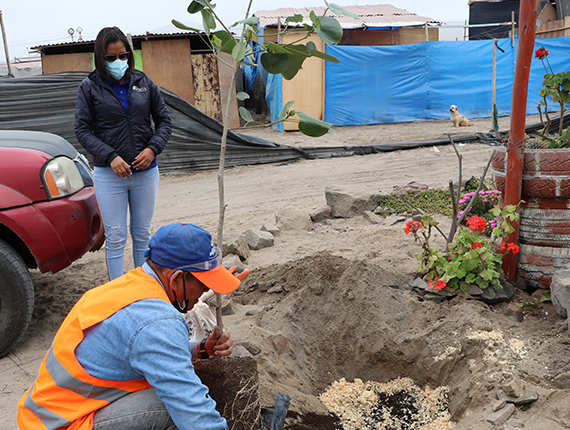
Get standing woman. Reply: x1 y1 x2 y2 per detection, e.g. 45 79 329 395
76 27 172 280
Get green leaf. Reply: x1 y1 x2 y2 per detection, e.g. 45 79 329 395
279 100 295 119
296 111 333 137
265 42 292 54
246 28 259 43
286 14 304 23
236 92 250 101
282 53 307 80
309 10 319 27
315 16 343 45
214 30 237 54
201 9 216 34
325 1 360 19
239 107 254 123
309 48 340 63
232 41 247 62
260 52 289 74
465 273 476 284
233 17 260 27
172 19 201 32
187 1 205 14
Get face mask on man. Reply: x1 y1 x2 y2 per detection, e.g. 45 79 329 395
106 59 129 81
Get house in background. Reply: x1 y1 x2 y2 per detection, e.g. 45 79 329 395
32 32 239 127
469 0 570 39
252 4 442 130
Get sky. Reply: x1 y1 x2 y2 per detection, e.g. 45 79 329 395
0 0 470 63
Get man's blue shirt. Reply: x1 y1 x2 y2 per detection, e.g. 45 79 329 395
75 263 227 430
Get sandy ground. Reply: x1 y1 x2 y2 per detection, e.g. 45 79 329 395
3 114 570 429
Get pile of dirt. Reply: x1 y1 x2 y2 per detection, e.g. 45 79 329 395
224 253 570 429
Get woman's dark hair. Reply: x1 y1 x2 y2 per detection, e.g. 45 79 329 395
93 27 135 79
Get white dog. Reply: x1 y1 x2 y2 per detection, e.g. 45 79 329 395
449 105 473 127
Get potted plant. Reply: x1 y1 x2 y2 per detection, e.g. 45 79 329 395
491 46 570 288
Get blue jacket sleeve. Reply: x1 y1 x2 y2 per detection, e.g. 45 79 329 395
130 317 228 430
146 78 172 157
74 79 120 166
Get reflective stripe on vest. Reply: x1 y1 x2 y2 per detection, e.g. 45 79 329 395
17 267 170 430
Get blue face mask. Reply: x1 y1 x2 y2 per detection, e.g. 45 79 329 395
105 59 129 80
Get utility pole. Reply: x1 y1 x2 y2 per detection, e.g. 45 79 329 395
0 11 13 76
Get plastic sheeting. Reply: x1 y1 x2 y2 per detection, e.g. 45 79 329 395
261 35 570 127
0 72 308 173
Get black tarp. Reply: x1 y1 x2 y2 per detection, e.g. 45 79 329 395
1 72 566 173
469 0 520 40
0 72 310 173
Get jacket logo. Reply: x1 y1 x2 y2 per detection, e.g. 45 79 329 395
132 85 148 92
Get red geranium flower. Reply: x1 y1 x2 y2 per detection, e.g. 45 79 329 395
404 220 422 235
500 242 507 252
535 47 549 59
434 280 446 291
507 243 520 254
466 216 486 232
471 242 482 249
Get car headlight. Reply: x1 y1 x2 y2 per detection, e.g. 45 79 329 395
41 156 85 199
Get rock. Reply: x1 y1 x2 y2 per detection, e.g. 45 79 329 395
309 206 332 222
261 393 290 430
239 341 261 356
411 209 422 222
383 214 406 226
485 402 515 426
503 419 525 429
261 223 280 235
503 379 525 398
267 285 284 294
496 389 539 406
554 372 570 389
232 344 253 358
499 302 524 322
245 308 261 316
221 302 235 316
363 210 384 225
392 181 429 195
223 234 250 260
492 398 506 411
275 208 313 231
550 262 570 318
325 186 381 218
467 284 484 296
409 277 428 290
244 229 274 250
222 253 243 269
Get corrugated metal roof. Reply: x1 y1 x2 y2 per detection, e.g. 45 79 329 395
31 31 203 52
253 4 443 29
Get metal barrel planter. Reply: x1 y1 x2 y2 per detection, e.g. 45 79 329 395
491 147 570 288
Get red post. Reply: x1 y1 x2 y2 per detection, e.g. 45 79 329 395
502 0 537 282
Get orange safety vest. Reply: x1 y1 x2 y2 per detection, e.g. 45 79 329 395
17 267 171 430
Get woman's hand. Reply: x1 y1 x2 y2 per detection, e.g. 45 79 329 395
205 326 233 357
110 156 132 178
132 148 156 170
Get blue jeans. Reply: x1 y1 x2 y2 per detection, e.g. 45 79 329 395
93 388 177 430
94 166 159 281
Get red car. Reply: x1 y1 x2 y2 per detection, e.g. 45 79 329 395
0 130 104 357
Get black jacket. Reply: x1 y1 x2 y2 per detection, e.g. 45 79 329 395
75 69 172 167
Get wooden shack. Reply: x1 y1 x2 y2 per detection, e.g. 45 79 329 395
33 33 239 127
254 5 441 130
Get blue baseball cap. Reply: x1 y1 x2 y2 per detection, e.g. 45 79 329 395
144 223 240 294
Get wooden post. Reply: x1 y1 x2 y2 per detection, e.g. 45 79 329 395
425 23 429 42
511 11 516 47
464 19 467 41
0 11 12 77
502 0 536 282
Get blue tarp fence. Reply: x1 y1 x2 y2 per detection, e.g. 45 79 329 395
265 35 570 128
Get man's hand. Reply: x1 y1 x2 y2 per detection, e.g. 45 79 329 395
132 148 156 170
110 155 132 178
206 326 233 357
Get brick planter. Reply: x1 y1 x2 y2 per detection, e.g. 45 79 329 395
491 147 570 288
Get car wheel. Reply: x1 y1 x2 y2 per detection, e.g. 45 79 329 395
0 239 34 358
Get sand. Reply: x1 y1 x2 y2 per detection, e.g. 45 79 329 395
3 114 570 430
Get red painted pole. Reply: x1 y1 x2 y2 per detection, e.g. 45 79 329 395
502 0 536 283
